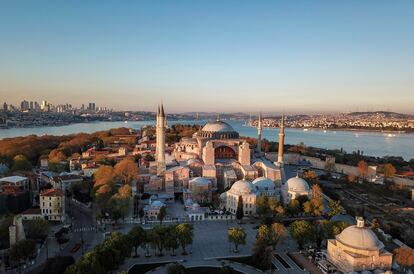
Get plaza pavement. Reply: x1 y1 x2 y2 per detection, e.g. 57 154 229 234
119 220 306 273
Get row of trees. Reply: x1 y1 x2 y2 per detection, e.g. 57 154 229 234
65 223 194 274
255 184 342 222
290 219 349 249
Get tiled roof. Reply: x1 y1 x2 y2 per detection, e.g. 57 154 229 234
40 188 64 197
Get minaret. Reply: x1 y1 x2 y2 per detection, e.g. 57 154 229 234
156 103 166 175
257 112 262 154
277 114 285 164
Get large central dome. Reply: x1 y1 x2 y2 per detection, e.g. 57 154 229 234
202 121 235 132
197 120 239 139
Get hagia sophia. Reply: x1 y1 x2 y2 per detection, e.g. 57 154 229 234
143 104 295 216
141 104 393 273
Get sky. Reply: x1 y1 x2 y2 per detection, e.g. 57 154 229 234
0 1 413 114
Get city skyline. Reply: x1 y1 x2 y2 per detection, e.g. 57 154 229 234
1 1 414 113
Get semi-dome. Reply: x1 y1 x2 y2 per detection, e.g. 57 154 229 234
252 177 275 190
196 120 239 139
229 179 255 195
336 218 383 251
190 177 211 185
286 177 310 192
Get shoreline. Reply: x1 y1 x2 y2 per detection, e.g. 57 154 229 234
243 124 414 135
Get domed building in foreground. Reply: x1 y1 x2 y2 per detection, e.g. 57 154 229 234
225 180 257 215
281 176 311 203
223 178 280 216
327 217 393 273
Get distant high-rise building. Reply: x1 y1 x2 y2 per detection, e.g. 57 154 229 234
29 101 34 110
88 103 96 111
41 100 48 111
20 100 29 111
3 102 7 112
34 102 40 111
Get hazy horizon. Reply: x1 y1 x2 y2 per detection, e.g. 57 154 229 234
1 1 413 113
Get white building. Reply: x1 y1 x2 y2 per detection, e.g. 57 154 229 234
144 200 165 219
281 176 311 204
224 180 257 216
327 217 393 273
223 177 281 216
40 188 65 222
0 176 29 191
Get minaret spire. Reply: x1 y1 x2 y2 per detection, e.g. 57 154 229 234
155 103 166 175
257 112 262 154
277 113 285 164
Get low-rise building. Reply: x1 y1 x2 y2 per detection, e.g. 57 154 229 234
0 176 29 191
40 188 65 222
327 217 393 273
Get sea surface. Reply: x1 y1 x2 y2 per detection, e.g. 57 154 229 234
0 120 413 160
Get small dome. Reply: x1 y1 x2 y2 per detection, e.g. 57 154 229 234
252 177 275 190
190 177 211 185
229 180 255 195
219 192 227 201
151 200 165 207
287 177 310 192
202 121 235 132
192 203 200 210
336 220 383 251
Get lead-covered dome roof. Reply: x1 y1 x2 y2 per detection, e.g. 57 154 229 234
286 177 310 192
252 177 276 190
336 219 383 251
229 179 255 195
197 120 239 139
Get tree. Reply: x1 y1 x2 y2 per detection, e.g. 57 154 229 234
165 225 179 256
94 165 116 187
303 170 318 183
257 225 271 244
166 263 186 274
152 225 168 256
270 223 286 249
357 160 369 180
9 239 36 263
176 223 193 255
394 246 414 272
268 197 285 219
256 196 269 218
328 200 343 217
128 226 145 257
236 196 244 221
228 227 247 253
158 206 167 225
11 154 32 171
114 158 139 185
381 163 396 180
290 220 314 249
25 219 50 241
287 199 300 216
252 238 272 270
